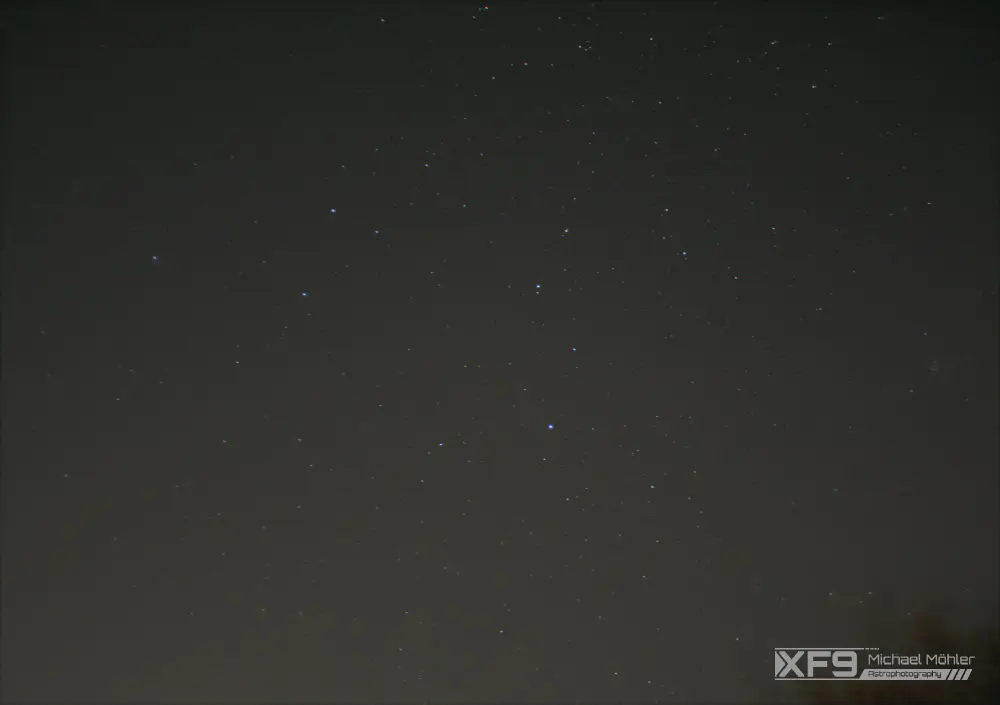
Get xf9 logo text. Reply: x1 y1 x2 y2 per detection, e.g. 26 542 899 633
774 649 858 679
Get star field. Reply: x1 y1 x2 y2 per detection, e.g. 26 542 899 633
3 3 998 704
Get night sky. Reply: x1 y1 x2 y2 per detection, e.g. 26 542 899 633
3 3 998 704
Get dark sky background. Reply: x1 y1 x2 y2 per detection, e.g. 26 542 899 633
2 2 998 704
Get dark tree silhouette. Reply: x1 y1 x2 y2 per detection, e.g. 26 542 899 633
803 604 999 704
